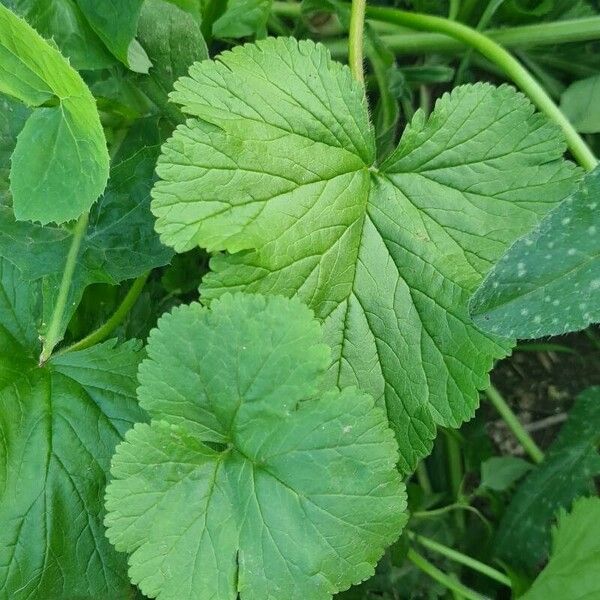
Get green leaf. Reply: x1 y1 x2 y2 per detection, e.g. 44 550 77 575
9 0 148 71
470 165 600 339
0 257 146 598
0 96 28 202
560 74 600 133
521 496 600 599
137 0 208 118
6 0 114 70
151 37 579 472
479 456 533 492
75 0 147 71
212 0 271 38
105 293 406 600
494 387 600 572
0 4 109 224
0 118 174 335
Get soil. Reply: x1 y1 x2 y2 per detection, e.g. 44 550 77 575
487 326 600 455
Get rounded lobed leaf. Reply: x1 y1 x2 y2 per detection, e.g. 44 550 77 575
151 37 580 472
105 293 407 600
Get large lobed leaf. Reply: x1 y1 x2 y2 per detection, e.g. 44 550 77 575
105 293 407 600
0 258 146 598
0 3 109 223
470 164 600 338
151 37 579 472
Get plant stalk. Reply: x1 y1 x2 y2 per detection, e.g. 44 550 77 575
318 15 600 57
359 5 597 170
409 532 512 587
59 272 150 355
485 385 544 464
348 0 367 84
39 212 89 364
407 549 485 600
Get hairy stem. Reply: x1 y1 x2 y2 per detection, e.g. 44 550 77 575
39 212 89 364
348 0 367 84
485 385 544 464
407 549 484 600
409 532 512 587
359 5 597 170
59 272 150 355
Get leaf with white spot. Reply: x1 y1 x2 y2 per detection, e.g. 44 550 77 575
471 165 600 339
494 387 600 572
151 37 579 472
104 293 406 600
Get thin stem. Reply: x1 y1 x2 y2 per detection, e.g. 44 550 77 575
320 15 600 57
445 431 465 531
39 212 89 364
415 461 433 495
449 0 460 20
485 385 544 464
60 273 150 355
361 6 597 170
348 0 367 84
407 549 485 600
409 532 512 587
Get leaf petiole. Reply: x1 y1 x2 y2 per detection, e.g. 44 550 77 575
408 531 512 587
39 212 89 364
485 384 544 464
58 272 150 355
407 548 486 600
348 0 367 84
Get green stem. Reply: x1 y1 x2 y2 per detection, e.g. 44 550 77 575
409 532 512 587
449 0 460 20
485 385 544 464
348 0 367 84
320 15 600 56
407 549 485 600
39 212 89 364
445 431 465 531
59 273 150 355
360 6 597 170
415 461 433 495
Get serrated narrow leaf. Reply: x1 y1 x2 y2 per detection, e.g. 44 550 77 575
0 4 109 224
0 258 146 598
105 293 406 600
470 165 600 338
521 496 600 599
151 37 579 472
494 387 600 571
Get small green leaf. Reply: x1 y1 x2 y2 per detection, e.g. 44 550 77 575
470 165 600 339
105 293 406 600
152 37 579 472
479 456 533 492
75 0 147 71
0 257 146 599
560 74 600 133
0 3 109 223
494 387 600 571
212 0 272 38
521 496 600 599
137 0 208 109
0 118 173 335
